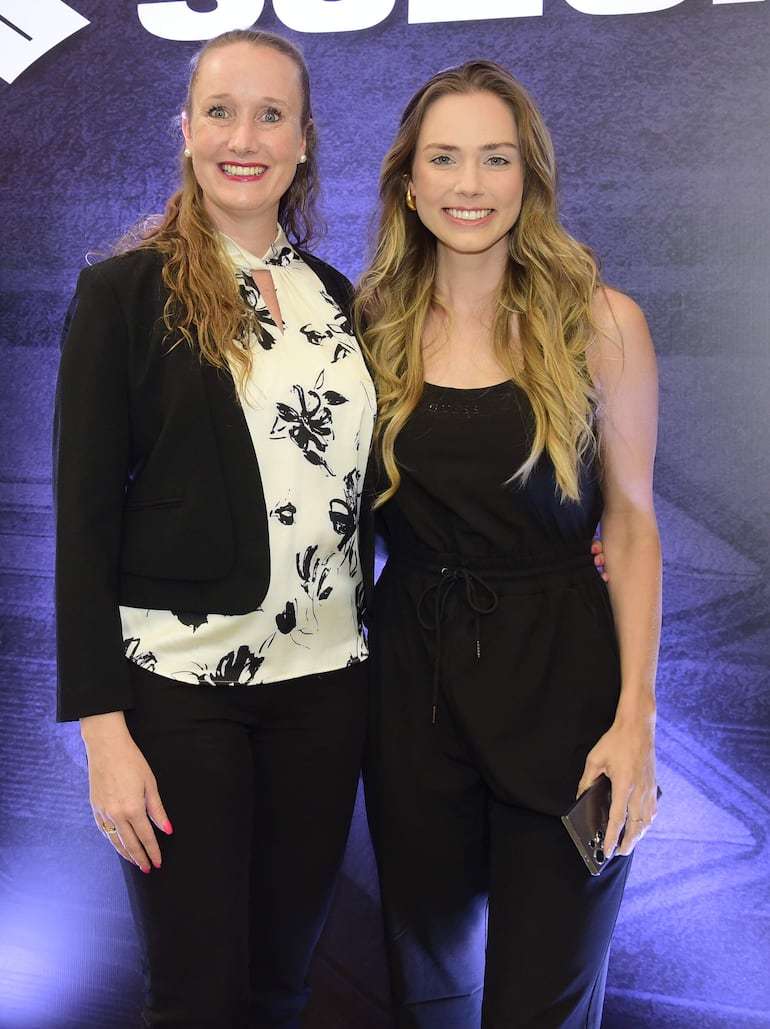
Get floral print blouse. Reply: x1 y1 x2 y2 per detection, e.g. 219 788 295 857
119 228 375 686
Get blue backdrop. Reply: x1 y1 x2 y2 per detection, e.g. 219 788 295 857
1 1 769 1026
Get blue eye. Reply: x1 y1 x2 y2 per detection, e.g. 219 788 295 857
261 108 282 123
486 156 510 166
430 154 453 165
207 106 228 120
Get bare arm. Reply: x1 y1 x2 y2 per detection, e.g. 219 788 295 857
580 287 661 857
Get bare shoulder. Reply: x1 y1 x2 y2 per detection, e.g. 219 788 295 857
592 286 649 342
589 286 655 383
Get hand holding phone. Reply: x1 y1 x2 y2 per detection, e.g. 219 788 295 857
561 775 661 876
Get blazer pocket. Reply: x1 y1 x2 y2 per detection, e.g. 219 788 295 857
124 495 183 511
120 501 235 581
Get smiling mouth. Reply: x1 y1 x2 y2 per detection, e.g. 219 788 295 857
219 163 267 178
444 208 493 221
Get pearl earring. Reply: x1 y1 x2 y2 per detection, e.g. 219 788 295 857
297 154 307 164
183 148 191 158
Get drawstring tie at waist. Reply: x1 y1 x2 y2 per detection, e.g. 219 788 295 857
418 567 499 724
391 543 595 725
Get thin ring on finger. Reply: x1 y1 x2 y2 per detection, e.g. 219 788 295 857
101 826 138 866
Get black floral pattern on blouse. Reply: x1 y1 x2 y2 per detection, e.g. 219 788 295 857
265 245 294 267
239 272 281 350
299 324 336 346
297 545 334 602
124 637 157 671
276 601 297 634
329 468 360 571
271 500 297 525
198 644 265 686
319 291 354 336
271 371 349 474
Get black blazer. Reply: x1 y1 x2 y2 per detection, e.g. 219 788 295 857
53 246 374 721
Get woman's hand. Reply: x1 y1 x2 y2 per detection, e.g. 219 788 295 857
81 712 173 872
591 535 608 582
577 709 658 860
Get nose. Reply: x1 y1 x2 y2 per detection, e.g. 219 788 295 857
454 162 482 197
228 116 257 155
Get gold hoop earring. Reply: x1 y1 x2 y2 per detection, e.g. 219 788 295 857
405 185 416 211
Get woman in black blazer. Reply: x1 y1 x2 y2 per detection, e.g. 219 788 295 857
54 29 375 1028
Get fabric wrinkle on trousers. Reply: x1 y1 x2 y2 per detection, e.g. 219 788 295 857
120 658 367 1029
365 545 631 1029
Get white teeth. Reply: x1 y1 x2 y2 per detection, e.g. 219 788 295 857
445 208 492 221
220 164 266 177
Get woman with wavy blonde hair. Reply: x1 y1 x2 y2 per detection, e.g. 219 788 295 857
54 29 375 1026
357 61 661 1028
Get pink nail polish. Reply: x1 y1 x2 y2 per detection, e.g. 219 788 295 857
141 867 151 875
152 860 161 869
163 820 174 835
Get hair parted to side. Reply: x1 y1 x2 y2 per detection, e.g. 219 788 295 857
117 29 323 391
353 60 601 505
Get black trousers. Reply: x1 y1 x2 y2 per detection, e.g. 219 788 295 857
121 659 367 1029
365 547 631 1029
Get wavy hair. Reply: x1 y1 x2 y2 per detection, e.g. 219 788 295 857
354 60 601 504
118 30 323 390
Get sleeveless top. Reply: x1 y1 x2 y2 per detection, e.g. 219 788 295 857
379 381 602 560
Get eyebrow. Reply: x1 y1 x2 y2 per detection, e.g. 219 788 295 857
422 142 518 152
201 93 289 105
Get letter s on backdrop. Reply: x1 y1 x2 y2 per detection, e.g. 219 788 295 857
563 0 684 12
409 0 542 23
272 0 395 32
137 0 264 42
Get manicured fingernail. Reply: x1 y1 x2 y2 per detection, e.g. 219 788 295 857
591 544 599 554
141 866 151 875
152 860 161 869
162 820 174 835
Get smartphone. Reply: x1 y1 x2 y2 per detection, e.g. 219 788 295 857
561 774 613 876
561 775 662 876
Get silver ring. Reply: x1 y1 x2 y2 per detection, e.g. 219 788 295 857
102 824 118 835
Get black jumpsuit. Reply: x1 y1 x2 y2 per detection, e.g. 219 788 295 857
364 381 632 1029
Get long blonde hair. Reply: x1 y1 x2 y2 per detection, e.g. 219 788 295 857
354 61 600 504
118 30 322 389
